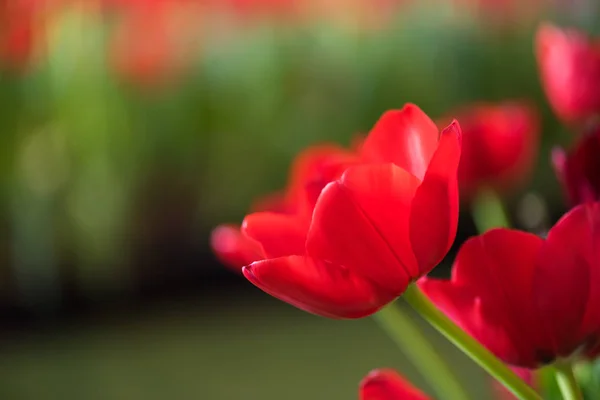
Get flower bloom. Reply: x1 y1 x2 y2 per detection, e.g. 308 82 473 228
552 126 600 205
536 23 600 123
444 101 539 198
360 369 430 400
211 144 357 271
241 104 461 318
420 202 600 368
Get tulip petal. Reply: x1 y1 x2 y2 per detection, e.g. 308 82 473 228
359 369 430 400
409 121 461 275
306 163 419 292
536 203 600 355
243 256 389 319
242 212 307 259
211 224 264 270
361 104 439 180
420 229 547 367
285 144 356 214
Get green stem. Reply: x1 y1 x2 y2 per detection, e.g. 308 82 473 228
374 303 471 400
403 285 541 400
552 363 583 400
471 189 511 231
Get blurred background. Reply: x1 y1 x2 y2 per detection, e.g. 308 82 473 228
0 0 598 398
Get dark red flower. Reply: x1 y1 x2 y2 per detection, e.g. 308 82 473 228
242 104 461 318
359 369 430 400
211 143 357 272
420 202 600 368
536 23 600 123
444 101 539 198
552 126 600 206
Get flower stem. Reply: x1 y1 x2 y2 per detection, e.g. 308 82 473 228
471 189 511 231
403 285 542 400
552 363 583 400
374 303 471 400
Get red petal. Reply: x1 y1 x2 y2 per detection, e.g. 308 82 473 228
243 256 389 319
420 229 547 367
306 163 419 293
210 224 264 271
284 144 357 215
242 212 307 258
535 23 600 122
536 203 600 355
359 369 430 400
409 121 461 275
361 104 439 180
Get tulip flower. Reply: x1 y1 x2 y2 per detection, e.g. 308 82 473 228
242 104 461 318
420 202 600 368
552 126 600 205
211 144 357 271
536 23 600 123
360 369 430 400
444 101 539 198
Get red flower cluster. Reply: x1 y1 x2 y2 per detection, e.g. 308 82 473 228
420 202 600 368
213 104 462 318
444 101 539 198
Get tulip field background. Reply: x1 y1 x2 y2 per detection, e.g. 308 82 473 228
0 1 599 399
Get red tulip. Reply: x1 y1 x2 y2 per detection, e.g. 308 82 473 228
360 369 430 400
552 126 600 205
420 202 600 368
445 101 539 198
243 104 461 318
211 143 357 272
536 23 600 123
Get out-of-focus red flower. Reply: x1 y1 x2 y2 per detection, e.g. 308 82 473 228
536 23 600 123
109 0 203 86
242 104 461 318
420 202 600 368
0 0 50 69
359 369 430 400
211 144 357 272
444 101 539 199
552 126 600 206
